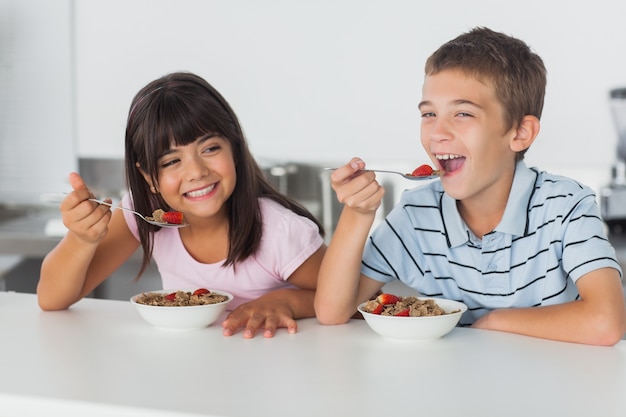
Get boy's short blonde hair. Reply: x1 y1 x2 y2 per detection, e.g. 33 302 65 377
425 27 547 159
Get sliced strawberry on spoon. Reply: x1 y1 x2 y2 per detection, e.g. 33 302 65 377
411 164 434 177
407 164 444 178
161 211 184 224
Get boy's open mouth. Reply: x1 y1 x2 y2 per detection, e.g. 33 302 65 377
435 154 465 173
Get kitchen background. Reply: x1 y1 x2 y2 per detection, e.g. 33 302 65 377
2 0 626 299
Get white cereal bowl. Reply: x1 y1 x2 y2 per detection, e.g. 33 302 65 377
357 298 467 341
130 289 233 330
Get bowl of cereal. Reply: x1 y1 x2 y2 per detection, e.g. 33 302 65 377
357 294 467 341
131 288 233 330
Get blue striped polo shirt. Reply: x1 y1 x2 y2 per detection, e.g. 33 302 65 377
361 161 622 326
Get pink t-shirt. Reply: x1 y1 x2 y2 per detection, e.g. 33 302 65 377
122 195 324 310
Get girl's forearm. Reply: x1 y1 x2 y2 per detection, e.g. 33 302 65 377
281 288 316 318
37 232 98 310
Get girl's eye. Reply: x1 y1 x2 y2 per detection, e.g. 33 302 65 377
160 158 180 169
202 144 221 154
456 112 473 118
421 112 435 118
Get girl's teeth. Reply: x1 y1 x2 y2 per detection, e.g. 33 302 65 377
186 184 215 198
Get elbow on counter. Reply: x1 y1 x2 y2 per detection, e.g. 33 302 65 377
314 301 353 325
316 314 352 326
36 286 72 312
581 308 626 346
587 328 626 347
595 318 626 347
37 296 68 312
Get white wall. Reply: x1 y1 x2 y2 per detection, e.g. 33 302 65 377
0 0 76 205
74 0 626 186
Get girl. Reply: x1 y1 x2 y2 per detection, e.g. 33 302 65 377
38 72 326 338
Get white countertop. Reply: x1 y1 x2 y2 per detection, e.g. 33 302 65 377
1 291 625 417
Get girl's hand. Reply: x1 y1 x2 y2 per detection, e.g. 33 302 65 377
221 294 302 339
330 157 384 215
61 172 113 244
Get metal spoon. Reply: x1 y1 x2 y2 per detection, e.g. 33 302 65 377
40 194 188 228
323 167 444 181
88 198 188 228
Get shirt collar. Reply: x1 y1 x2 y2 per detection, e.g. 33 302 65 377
442 160 537 248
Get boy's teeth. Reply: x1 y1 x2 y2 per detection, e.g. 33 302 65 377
435 154 462 160
186 184 215 197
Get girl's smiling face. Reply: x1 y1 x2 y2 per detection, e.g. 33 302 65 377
419 68 519 205
146 134 236 224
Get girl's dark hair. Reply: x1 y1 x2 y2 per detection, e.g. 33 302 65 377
124 72 324 278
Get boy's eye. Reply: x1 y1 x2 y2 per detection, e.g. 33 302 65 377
421 112 436 118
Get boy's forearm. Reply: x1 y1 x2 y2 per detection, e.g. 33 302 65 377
475 268 626 346
315 208 375 324
473 299 626 346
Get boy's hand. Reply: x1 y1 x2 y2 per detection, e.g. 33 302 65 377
61 172 113 244
330 157 385 214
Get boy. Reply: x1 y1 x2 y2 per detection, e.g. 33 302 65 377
314 27 626 345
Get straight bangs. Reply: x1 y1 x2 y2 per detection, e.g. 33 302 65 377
138 90 229 183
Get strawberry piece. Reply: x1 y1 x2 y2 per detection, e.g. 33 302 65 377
410 164 434 177
394 308 410 317
376 293 400 305
369 302 384 315
192 288 210 296
165 292 177 301
161 211 184 224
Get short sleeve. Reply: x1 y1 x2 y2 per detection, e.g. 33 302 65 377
121 193 140 241
255 199 324 281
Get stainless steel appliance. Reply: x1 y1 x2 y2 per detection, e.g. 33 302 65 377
601 88 626 233
261 161 342 242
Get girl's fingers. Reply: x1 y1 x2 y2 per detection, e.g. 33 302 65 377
68 172 88 191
